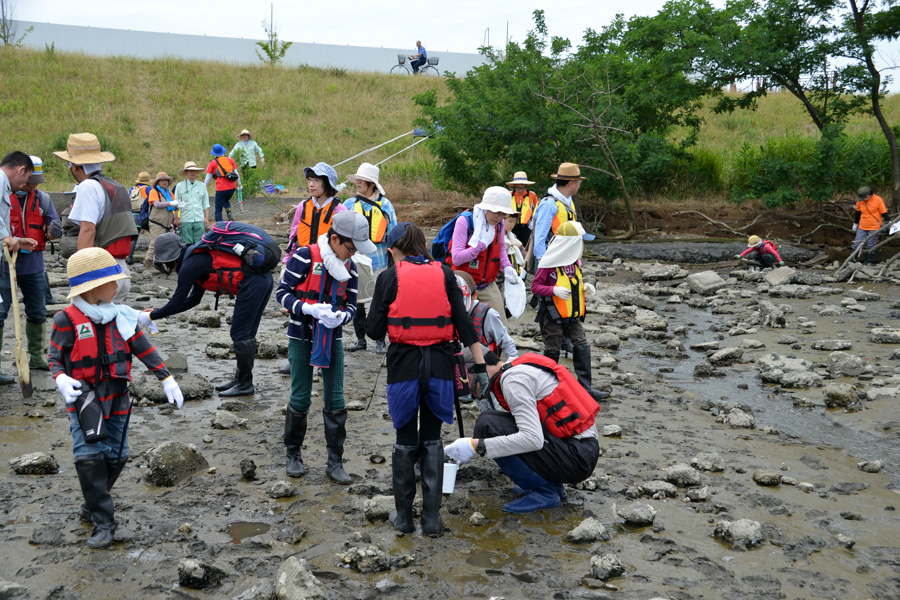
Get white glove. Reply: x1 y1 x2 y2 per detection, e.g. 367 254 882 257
137 311 153 328
56 374 82 404
552 286 571 300
162 376 184 409
852 223 859 232
584 283 596 296
444 437 477 464
319 311 344 329
503 266 520 285
301 302 332 320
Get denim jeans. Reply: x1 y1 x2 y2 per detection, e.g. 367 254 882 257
411 57 426 72
214 189 236 221
69 411 130 460
0 270 48 324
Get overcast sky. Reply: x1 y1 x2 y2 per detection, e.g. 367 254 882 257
16 0 900 91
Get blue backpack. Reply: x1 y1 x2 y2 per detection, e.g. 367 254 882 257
431 211 473 260
185 221 282 274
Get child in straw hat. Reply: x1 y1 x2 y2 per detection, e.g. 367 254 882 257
734 235 784 269
48 247 184 549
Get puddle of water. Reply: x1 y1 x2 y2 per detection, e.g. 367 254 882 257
227 521 271 544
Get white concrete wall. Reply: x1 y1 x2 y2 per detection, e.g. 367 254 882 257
15 20 486 76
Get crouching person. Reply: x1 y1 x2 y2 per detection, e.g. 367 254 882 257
445 351 599 513
50 248 183 548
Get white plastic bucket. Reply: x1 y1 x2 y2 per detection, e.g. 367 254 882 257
442 462 459 494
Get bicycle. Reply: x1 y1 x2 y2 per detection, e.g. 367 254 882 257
390 54 441 76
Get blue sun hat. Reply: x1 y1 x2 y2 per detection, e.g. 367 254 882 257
210 144 227 157
303 162 338 189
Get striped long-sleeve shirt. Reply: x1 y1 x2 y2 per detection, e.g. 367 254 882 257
49 308 170 416
275 240 358 341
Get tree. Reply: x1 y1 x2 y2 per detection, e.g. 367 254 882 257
255 16 292 66
0 0 32 47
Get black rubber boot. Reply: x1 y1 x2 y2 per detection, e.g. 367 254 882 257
346 339 367 352
347 306 367 352
219 339 256 396
573 344 610 401
544 350 560 363
389 444 419 534
126 237 137 265
561 336 574 358
323 409 352 484
419 440 444 537
82 457 127 521
284 406 308 477
74 454 116 549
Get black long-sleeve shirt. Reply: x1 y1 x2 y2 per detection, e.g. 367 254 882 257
366 257 478 383
148 253 214 320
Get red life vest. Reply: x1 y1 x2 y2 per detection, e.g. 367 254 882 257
451 222 503 287
469 301 498 353
9 191 47 251
62 305 132 386
387 260 454 346
292 244 349 309
196 249 244 298
490 353 599 439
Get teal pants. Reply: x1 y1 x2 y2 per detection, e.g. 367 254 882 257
179 221 205 245
288 338 345 412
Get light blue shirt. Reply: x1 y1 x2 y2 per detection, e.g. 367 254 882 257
343 194 397 271
417 45 427 59
532 196 557 260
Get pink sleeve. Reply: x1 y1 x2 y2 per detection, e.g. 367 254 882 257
333 202 347 214
450 216 481 266
530 267 556 296
284 201 305 264
738 247 752 258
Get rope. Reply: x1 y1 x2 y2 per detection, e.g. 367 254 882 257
332 130 415 168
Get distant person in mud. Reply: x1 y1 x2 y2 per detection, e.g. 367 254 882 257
276 211 373 485
127 171 152 265
205 144 241 221
505 170 538 245
50 247 183 549
852 186 888 264
174 161 210 245
143 172 178 271
140 224 280 397
444 351 600 513
531 221 608 402
366 222 488 537
735 235 784 269
229 129 265 169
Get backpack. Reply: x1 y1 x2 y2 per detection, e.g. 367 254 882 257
129 185 151 232
187 221 282 275
431 211 473 260
214 157 240 182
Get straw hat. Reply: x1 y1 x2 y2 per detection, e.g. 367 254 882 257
506 171 535 186
552 162 586 181
474 186 516 214
347 162 385 196
747 235 762 247
177 161 204 177
66 247 130 299
53 133 116 165
134 172 152 185
28 155 46 184
237 129 253 139
151 171 173 187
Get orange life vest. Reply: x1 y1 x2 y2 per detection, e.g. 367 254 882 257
387 260 454 346
512 190 537 225
451 222 503 287
469 301 498 353
293 199 338 248
62 305 132 386
490 353 599 439
291 244 349 309
550 264 585 319
9 191 47 251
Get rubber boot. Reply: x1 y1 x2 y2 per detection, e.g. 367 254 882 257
512 483 568 501
544 349 560 364
0 326 13 385
26 320 49 370
323 409 352 484
126 236 137 265
419 440 444 537
214 374 238 392
219 339 256 396
389 444 419 534
573 344 610 401
284 406 308 477
346 306 367 352
561 336 574 358
81 457 127 521
495 455 560 513
74 453 116 548
375 340 387 354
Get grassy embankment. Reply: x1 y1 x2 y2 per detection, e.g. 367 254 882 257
2 46 898 220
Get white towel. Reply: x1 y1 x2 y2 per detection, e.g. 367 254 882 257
467 207 496 248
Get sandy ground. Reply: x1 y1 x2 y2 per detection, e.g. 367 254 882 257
1 242 900 600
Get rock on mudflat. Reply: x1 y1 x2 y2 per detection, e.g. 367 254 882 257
763 266 796 287
567 517 610 543
714 518 763 550
130 372 213 402
691 452 725 472
593 332 621 349
858 460 884 473
665 463 702 487
268 480 299 499
827 352 869 377
239 458 257 480
602 425 623 437
687 271 727 295
780 371 823 389
616 502 657 526
165 352 189 373
468 512 490 526
145 441 209 487
724 408 755 428
363 495 394 522
635 309 668 331
824 383 857 408
337 545 391 574
709 347 743 366
177 558 226 589
845 289 880 301
694 362 716 378
756 301 786 328
811 339 853 351
871 328 900 344
0 579 27 599
9 452 59 475
867 387 900 401
768 284 812 299
275 557 325 600
590 554 625 581
641 480 677 498
211 411 248 430
642 265 688 281
753 470 782 486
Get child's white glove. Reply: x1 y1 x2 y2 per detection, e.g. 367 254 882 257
162 376 184 409
319 311 344 329
301 302 332 320
137 311 153 328
503 266 520 285
852 223 859 232
584 283 596 296
56 374 82 404
552 287 571 300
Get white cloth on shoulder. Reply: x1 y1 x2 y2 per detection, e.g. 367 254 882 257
72 296 139 340
317 234 351 282
467 206 496 248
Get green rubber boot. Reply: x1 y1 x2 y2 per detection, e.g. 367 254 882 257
26 321 49 370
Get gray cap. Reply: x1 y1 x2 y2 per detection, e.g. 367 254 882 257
331 211 377 256
153 232 184 264
857 186 874 199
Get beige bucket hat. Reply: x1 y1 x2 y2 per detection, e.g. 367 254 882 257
237 129 253 139
53 133 116 165
151 171 173 187
347 162 385 196
177 161 204 177
66 247 130 299
134 172 152 185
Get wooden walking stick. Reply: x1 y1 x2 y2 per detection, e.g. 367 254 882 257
2 244 33 398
